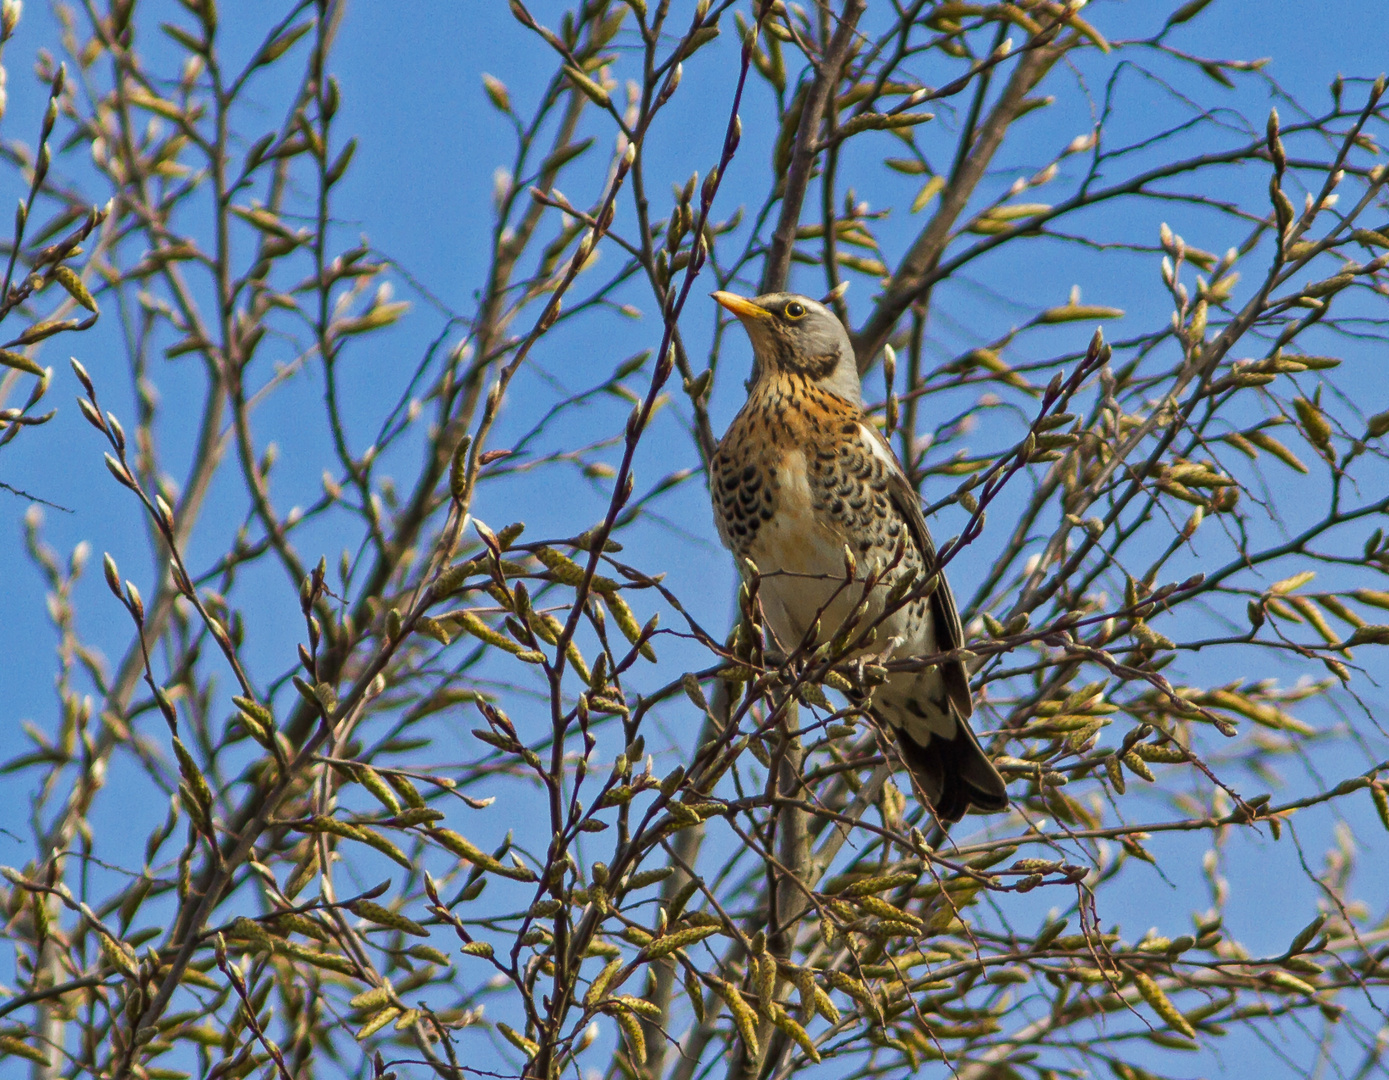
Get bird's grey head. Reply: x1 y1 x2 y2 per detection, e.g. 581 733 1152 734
713 290 861 406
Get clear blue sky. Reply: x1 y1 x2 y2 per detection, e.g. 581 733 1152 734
1 1 1386 1075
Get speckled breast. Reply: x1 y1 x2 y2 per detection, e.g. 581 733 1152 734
711 375 926 649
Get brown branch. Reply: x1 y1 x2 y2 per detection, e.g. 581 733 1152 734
759 0 866 295
852 34 1062 369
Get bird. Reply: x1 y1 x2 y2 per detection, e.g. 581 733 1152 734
708 289 1009 822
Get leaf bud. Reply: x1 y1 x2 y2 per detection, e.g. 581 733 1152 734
103 552 121 596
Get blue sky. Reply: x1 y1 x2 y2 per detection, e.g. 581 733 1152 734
1 1 1387 1075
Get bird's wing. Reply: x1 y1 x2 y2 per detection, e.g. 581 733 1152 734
860 423 973 720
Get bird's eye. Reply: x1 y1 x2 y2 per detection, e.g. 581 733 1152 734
784 301 806 319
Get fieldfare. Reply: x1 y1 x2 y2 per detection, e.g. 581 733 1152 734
709 290 1009 822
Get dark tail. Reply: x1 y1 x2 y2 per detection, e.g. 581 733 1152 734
892 720 1009 823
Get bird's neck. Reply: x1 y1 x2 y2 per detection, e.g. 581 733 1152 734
733 371 862 453
747 366 861 413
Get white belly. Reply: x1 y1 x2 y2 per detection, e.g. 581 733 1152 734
743 450 847 650
734 450 954 741
744 449 917 657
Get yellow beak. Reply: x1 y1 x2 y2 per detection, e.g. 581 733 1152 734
711 291 771 321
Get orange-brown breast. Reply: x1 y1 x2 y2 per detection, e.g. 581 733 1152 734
711 372 853 561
